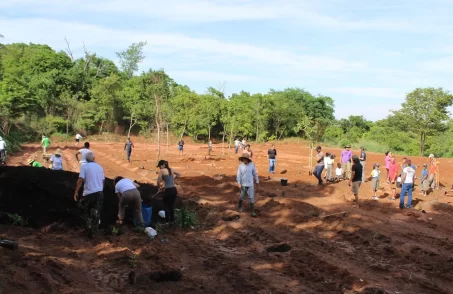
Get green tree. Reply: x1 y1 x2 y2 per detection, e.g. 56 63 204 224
393 87 453 155
116 42 147 78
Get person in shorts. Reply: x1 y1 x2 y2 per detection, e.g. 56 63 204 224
178 139 184 156
75 133 83 146
349 155 363 205
371 164 381 200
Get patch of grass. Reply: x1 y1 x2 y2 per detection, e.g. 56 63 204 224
1 213 28 226
174 207 199 229
128 253 138 268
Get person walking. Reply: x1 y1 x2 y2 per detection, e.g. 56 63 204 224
178 138 184 156
359 147 367 182
0 136 6 164
385 151 392 183
76 142 93 167
236 153 259 217
400 159 416 209
50 148 63 170
124 137 134 162
244 144 253 159
341 145 353 180
75 133 83 146
326 153 334 182
73 152 105 239
114 176 143 227
267 144 277 174
41 135 50 154
313 146 325 186
349 155 363 206
157 160 181 223
234 138 240 154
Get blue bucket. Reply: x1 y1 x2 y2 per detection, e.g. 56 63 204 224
134 203 152 227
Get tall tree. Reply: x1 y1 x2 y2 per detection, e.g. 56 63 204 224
116 42 147 78
394 87 453 155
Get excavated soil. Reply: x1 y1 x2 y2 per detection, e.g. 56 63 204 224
1 139 453 293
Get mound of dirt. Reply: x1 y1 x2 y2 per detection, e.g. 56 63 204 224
0 166 161 228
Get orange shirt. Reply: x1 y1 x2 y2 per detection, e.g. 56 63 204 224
429 160 437 175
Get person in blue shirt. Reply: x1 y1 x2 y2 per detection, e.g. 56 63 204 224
237 153 259 217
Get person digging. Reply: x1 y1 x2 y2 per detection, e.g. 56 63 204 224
236 153 259 217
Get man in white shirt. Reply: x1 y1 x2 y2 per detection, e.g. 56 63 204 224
234 139 240 154
75 142 93 166
0 136 6 164
237 153 259 217
114 177 143 227
400 159 415 209
75 133 83 146
74 152 105 238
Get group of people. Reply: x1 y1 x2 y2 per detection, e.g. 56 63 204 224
313 145 440 208
71 141 179 238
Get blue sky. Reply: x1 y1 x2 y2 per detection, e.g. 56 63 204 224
1 0 453 120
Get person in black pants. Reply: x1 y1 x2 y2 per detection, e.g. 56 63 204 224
157 160 181 222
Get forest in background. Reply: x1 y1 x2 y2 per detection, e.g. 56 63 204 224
1 40 453 157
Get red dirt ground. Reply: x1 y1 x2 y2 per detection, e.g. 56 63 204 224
2 138 453 293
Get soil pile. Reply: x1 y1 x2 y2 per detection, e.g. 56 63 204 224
0 166 159 228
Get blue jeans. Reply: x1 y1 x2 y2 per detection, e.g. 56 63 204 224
235 146 239 154
0 149 6 162
268 159 276 173
239 186 255 203
313 165 324 185
400 183 413 208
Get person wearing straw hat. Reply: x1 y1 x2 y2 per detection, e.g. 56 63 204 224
114 176 143 227
50 148 64 170
27 158 44 167
73 152 105 239
237 153 259 216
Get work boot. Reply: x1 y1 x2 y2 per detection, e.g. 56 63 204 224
250 203 257 217
237 200 243 212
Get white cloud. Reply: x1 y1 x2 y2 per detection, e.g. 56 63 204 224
329 87 405 99
0 17 363 72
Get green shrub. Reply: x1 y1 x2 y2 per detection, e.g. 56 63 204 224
174 207 199 229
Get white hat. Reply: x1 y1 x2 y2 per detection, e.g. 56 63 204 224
429 154 434 158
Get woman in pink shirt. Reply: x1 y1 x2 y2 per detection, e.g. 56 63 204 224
388 156 399 200
385 151 392 183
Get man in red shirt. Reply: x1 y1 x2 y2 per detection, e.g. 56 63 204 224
388 157 399 200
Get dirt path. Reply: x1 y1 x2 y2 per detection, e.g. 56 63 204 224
1 140 453 293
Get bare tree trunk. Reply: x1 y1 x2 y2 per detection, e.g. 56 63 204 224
256 123 259 143
228 119 235 155
154 94 161 163
166 123 169 154
180 119 188 140
221 125 226 155
208 126 211 155
66 107 70 136
127 111 135 138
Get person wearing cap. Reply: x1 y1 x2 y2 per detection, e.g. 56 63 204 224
341 145 353 180
349 155 363 205
76 142 93 167
428 154 438 190
313 146 325 186
237 153 259 216
420 163 429 196
114 176 143 227
370 164 381 200
27 158 44 167
157 160 181 223
359 147 367 182
41 135 50 155
73 152 105 239
50 148 63 170
400 159 416 209
124 137 134 162
0 136 6 164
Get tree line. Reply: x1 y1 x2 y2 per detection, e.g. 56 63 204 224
1 41 452 157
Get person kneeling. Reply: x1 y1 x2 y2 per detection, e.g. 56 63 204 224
114 176 144 228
